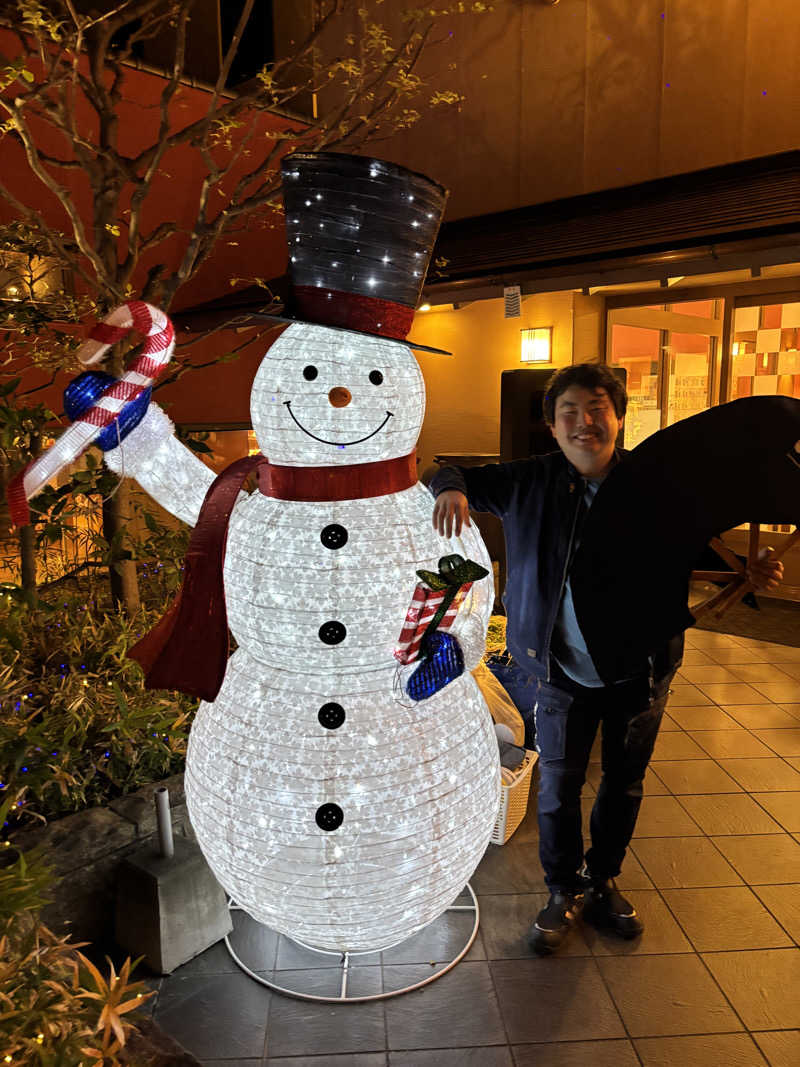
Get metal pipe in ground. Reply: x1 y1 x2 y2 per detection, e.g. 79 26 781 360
155 786 174 859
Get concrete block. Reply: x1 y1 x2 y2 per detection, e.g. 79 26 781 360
115 836 232 974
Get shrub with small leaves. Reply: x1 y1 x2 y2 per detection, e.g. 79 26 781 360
0 843 153 1065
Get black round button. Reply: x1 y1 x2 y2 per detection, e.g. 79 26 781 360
319 620 346 645
320 524 348 550
318 702 346 729
315 803 343 831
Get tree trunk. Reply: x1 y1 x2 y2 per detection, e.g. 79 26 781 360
102 478 141 615
19 523 36 598
104 347 141 614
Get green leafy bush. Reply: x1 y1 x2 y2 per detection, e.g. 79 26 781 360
0 592 196 832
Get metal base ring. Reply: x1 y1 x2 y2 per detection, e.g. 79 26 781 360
222 883 480 1003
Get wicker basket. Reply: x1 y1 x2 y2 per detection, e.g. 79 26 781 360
491 750 538 845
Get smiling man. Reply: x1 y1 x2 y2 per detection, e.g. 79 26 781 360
430 363 783 955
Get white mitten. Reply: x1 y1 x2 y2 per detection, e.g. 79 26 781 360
103 403 175 473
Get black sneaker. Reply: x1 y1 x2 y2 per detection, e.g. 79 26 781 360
528 891 584 956
582 877 643 939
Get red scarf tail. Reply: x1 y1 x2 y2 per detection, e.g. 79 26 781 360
129 454 268 701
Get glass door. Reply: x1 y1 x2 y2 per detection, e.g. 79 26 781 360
607 299 722 449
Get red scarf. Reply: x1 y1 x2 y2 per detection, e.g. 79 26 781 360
129 450 417 700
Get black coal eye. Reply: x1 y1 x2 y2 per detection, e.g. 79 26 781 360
303 365 318 381
369 370 383 385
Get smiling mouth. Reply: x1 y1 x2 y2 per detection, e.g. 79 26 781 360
284 401 394 446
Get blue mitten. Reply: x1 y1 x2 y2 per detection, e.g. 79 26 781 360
63 371 151 451
405 631 465 702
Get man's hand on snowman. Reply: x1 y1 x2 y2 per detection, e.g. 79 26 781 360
102 403 174 473
432 490 472 538
746 548 784 593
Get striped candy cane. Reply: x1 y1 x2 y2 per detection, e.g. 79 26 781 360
7 301 175 527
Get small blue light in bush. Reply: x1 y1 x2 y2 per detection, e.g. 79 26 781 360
103 751 110 758
20 767 28 773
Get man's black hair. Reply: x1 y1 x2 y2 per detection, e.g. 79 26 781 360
542 363 627 425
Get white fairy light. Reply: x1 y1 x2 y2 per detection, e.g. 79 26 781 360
105 321 499 953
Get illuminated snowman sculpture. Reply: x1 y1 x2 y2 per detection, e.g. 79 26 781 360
104 154 499 953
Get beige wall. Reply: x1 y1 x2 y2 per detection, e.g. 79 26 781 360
409 290 583 470
365 0 800 219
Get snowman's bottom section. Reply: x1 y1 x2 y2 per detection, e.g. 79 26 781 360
184 648 500 953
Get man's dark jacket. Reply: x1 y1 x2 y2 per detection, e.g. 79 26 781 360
430 449 684 686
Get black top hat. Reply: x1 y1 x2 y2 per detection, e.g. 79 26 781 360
238 152 450 354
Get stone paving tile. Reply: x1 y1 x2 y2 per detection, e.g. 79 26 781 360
667 705 745 730
751 791 800 831
677 793 783 835
687 730 774 759
630 837 743 888
265 968 385 1058
752 883 800 943
718 757 800 791
384 961 506 1050
630 795 703 837
701 647 770 664
751 1030 800 1067
703 948 800 1029
266 1056 387 1067
679 649 717 665
388 1049 511 1066
633 1033 768 1067
650 731 708 760
677 665 743 684
727 663 798 684
752 727 800 755
666 684 714 706
711 833 800 884
646 759 742 795
696 682 769 705
596 954 741 1037
752 681 800 703
513 1039 639 1066
724 704 800 729
470 842 547 894
661 886 793 951
491 958 625 1043
155 972 270 1062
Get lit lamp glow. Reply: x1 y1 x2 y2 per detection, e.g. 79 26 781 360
520 326 553 363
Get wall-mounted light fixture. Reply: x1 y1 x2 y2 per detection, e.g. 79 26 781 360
520 326 552 363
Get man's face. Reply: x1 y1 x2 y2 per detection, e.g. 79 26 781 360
550 384 623 477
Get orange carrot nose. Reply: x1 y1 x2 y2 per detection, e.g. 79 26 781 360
328 387 352 408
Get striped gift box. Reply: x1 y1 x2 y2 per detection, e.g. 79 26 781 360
394 581 473 665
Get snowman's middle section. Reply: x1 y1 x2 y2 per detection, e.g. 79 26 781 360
222 481 470 673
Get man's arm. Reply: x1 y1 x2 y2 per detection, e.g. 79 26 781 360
430 458 536 537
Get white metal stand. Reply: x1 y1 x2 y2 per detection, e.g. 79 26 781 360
223 882 480 1003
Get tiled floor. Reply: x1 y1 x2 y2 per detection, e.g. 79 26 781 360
154 629 800 1066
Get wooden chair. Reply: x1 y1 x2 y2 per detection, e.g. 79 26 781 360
691 523 799 621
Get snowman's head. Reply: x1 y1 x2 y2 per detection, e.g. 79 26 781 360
250 323 425 466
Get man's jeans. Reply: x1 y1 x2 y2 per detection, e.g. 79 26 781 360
490 658 672 893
